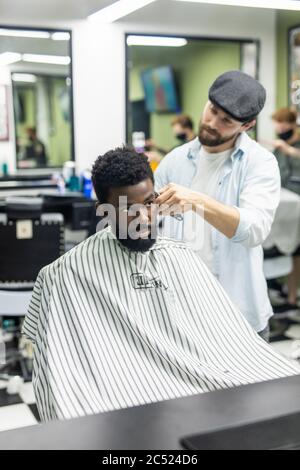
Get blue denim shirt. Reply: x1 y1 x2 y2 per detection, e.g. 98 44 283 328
155 132 281 332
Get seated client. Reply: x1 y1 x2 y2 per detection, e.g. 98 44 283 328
22 146 299 421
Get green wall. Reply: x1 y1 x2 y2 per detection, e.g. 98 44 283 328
48 78 71 167
180 42 240 136
129 65 145 101
129 41 240 150
276 10 300 109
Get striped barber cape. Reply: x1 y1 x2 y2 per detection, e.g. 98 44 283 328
23 226 300 421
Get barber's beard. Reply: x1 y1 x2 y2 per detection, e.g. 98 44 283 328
198 123 239 147
116 223 157 252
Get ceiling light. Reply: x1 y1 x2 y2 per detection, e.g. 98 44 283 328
127 35 187 46
12 73 37 83
88 0 157 23
22 54 71 65
0 28 50 38
174 0 300 10
0 52 22 66
51 32 70 41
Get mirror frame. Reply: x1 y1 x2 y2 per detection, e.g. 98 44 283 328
0 24 75 174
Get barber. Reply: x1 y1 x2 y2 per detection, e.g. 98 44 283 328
155 70 280 341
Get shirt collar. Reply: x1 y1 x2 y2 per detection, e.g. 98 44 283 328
232 132 253 160
187 131 252 163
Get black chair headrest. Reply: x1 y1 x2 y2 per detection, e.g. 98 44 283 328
5 197 43 220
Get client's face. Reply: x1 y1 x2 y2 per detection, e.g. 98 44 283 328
107 178 158 252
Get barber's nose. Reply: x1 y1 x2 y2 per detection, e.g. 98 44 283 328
208 116 219 130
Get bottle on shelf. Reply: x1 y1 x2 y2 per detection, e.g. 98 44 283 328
81 169 93 199
1 160 9 177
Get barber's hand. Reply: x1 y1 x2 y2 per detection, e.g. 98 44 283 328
145 138 156 150
155 183 202 216
145 151 163 163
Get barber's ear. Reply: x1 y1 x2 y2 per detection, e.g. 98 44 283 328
242 119 256 132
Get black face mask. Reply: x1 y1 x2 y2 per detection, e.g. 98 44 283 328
175 133 187 142
277 129 294 141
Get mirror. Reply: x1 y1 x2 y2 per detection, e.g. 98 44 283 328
126 35 259 158
0 26 73 170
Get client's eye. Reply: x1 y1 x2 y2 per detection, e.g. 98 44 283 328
145 198 156 208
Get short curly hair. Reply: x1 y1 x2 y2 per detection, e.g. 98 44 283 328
91 145 154 203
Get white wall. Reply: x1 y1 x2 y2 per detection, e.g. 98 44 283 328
0 3 277 172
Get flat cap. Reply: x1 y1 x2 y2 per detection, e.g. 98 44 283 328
208 70 266 122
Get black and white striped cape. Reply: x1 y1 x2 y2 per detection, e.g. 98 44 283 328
22 227 300 421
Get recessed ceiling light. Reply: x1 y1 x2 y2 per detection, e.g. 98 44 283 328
22 54 71 65
127 35 187 47
51 32 70 41
0 28 50 38
12 73 37 83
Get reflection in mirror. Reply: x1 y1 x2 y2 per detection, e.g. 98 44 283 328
12 73 72 169
0 27 73 170
126 35 259 164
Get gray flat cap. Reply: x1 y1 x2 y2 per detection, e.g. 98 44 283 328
208 70 266 122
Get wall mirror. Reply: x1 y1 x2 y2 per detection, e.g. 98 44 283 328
0 26 74 170
126 34 259 159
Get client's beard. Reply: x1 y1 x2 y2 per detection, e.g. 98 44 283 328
198 123 239 147
116 223 157 252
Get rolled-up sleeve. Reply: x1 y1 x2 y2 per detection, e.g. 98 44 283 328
231 152 281 248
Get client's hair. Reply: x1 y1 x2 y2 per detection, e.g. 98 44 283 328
92 145 154 203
